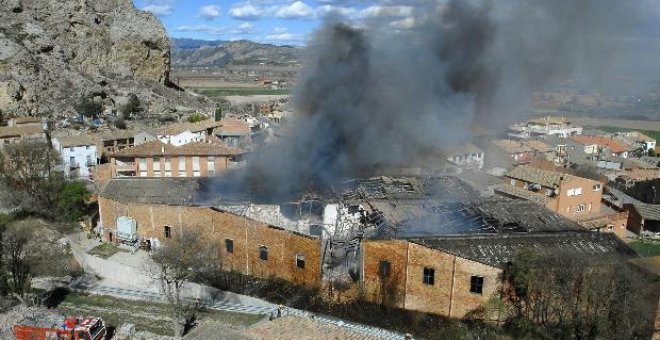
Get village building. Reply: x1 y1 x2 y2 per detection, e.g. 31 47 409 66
569 135 632 159
157 120 221 146
0 125 45 146
52 135 98 179
615 131 656 153
97 178 321 287
93 130 138 155
508 116 582 140
625 203 660 238
215 117 251 148
496 166 603 219
6 116 42 127
109 140 244 178
446 143 484 171
95 175 637 320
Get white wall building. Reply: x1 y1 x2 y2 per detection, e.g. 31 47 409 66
53 135 98 179
447 143 485 170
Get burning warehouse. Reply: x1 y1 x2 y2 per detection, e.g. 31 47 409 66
97 175 636 319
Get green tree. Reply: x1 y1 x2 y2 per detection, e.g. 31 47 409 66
73 96 103 117
0 109 5 126
56 182 89 222
648 148 656 157
214 107 223 122
120 93 141 119
187 113 207 123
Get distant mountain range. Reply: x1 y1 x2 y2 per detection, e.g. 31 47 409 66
171 38 304 67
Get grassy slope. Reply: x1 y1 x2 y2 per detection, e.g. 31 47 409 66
57 292 263 336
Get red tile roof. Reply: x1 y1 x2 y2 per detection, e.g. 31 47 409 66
569 135 630 153
217 117 250 136
110 140 243 158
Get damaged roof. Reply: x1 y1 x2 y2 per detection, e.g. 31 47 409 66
410 232 636 268
389 198 581 238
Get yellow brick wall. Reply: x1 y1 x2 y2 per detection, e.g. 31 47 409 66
361 240 502 319
98 198 321 286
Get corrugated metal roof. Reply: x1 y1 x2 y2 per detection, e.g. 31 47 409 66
410 232 636 268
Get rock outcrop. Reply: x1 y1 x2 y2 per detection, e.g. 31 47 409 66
0 0 214 116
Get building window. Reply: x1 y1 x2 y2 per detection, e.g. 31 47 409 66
378 260 391 278
164 157 172 171
179 156 186 175
154 170 161 177
593 184 601 191
296 253 305 269
259 246 268 261
225 239 234 253
139 158 147 172
510 179 516 186
576 204 586 212
423 267 435 285
140 171 148 177
153 158 161 171
470 276 484 294
567 187 583 196
165 171 172 177
193 156 200 177
70 147 74 152
208 157 215 176
164 226 171 239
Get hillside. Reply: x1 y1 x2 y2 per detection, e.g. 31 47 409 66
0 0 214 116
171 39 303 67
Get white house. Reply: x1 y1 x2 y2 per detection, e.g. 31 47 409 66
157 121 220 146
447 143 485 170
53 135 98 179
508 116 582 140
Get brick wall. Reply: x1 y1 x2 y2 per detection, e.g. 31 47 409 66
556 178 603 218
130 155 231 177
361 240 502 319
98 198 321 287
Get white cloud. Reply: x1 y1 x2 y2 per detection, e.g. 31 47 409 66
363 5 414 18
229 3 264 21
142 4 174 16
273 27 288 34
236 22 255 33
274 1 314 20
199 5 221 20
141 0 174 17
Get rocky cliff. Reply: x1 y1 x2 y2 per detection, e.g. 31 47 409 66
0 0 213 116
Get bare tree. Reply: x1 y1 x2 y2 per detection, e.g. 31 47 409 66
502 249 655 339
0 139 64 215
1 218 67 305
149 229 219 338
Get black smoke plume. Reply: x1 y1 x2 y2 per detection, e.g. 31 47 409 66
221 0 641 200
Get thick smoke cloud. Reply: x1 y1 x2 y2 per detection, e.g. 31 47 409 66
225 0 641 200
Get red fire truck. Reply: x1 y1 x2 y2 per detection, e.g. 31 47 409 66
13 314 106 340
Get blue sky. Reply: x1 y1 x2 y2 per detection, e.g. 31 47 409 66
132 0 425 45
132 0 660 46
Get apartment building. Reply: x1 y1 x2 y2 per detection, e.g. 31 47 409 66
109 140 243 178
496 166 603 219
